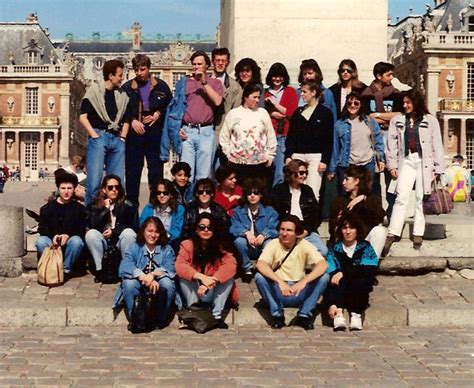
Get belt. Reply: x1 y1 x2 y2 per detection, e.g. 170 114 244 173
100 128 119 136
183 122 213 128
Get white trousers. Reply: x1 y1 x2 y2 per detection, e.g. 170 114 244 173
366 225 388 258
388 152 425 237
291 153 322 201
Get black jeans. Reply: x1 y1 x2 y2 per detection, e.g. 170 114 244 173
324 276 373 314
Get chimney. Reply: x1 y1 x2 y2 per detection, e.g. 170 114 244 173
131 22 141 51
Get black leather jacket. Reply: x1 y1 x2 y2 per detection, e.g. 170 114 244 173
271 182 322 234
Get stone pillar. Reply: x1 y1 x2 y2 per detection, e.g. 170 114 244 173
59 85 71 167
426 69 440 115
53 131 59 162
38 131 44 164
0 132 4 163
0 205 24 277
443 118 449 154
14 131 20 162
460 119 466 156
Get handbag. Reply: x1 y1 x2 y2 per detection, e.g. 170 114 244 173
177 305 219 334
37 246 64 287
100 240 121 284
128 292 161 334
423 179 453 215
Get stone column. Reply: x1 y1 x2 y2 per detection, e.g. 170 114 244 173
0 205 24 277
460 118 466 156
426 69 440 115
443 118 449 154
38 131 44 164
0 132 4 163
53 131 59 162
14 131 20 163
59 85 71 167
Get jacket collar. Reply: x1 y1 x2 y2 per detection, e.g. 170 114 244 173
130 76 158 90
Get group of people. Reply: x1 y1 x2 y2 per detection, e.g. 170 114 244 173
34 48 450 332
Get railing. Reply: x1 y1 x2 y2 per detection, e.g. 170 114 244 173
424 33 474 48
0 116 60 126
439 99 474 112
0 65 69 75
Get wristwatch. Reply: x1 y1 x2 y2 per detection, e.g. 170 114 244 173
201 80 208 86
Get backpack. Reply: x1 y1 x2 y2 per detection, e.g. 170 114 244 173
37 246 64 287
447 167 468 202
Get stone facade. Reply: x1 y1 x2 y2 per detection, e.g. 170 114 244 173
220 0 388 86
388 0 474 168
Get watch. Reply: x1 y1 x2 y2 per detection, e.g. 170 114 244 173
201 80 208 86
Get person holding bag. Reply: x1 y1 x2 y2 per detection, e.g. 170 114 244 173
114 216 176 332
383 89 444 255
85 175 137 283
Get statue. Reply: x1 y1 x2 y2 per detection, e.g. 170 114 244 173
446 71 455 94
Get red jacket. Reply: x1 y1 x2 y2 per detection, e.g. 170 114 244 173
175 239 239 304
214 185 243 216
264 86 298 137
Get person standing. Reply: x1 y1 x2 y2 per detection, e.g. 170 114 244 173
383 89 444 255
122 54 172 206
361 62 403 217
445 154 470 203
161 51 223 183
79 60 131 206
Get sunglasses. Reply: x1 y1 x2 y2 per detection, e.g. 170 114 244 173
247 190 261 196
106 185 120 191
197 189 213 196
297 171 308 176
197 224 214 232
347 100 361 107
339 68 354 74
157 190 170 196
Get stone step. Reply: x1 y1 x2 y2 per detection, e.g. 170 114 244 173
387 240 474 258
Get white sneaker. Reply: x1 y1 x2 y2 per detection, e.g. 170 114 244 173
333 314 347 330
350 312 363 330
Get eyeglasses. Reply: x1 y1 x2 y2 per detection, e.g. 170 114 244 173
197 189 213 195
347 100 361 107
106 185 119 191
157 190 170 196
197 224 214 232
247 190 261 196
297 171 308 176
339 68 354 74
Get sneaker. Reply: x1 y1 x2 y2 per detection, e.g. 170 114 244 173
333 314 347 330
413 235 423 250
242 269 253 284
270 316 285 329
350 312 363 330
289 315 314 331
217 319 229 329
381 235 400 257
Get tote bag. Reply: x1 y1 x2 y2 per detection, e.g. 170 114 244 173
37 246 64 287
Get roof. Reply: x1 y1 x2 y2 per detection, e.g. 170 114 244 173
436 0 471 32
64 41 216 54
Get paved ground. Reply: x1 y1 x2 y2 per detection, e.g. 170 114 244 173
0 325 473 386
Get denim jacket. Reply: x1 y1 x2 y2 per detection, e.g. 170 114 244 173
139 203 185 243
160 76 188 161
328 116 385 174
113 243 176 307
230 204 279 240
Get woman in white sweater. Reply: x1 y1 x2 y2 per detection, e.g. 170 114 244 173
220 84 277 187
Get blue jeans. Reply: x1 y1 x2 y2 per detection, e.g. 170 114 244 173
273 135 286 187
179 278 233 319
121 277 175 325
85 228 136 271
255 272 329 318
35 235 84 273
86 129 125 206
305 232 328 257
180 125 215 184
336 158 376 196
234 236 271 271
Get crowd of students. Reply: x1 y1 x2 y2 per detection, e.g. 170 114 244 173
34 48 447 333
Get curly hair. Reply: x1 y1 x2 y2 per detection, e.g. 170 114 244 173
335 211 366 242
234 57 262 86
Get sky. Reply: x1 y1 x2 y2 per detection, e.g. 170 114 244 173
0 0 430 40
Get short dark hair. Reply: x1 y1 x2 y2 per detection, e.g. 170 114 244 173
373 62 394 78
401 88 430 119
265 62 290 87
214 163 237 184
239 177 267 206
211 47 230 61
453 154 464 162
136 216 169 246
344 165 372 196
132 54 151 69
241 83 262 105
341 91 364 121
335 212 366 242
279 214 304 236
55 171 78 188
103 59 124 81
298 59 323 84
193 178 216 197
284 159 309 183
190 51 211 67
170 161 191 177
234 58 262 86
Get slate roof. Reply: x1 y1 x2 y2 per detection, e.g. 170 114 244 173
65 41 216 54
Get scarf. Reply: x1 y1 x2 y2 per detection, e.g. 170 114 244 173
362 81 399 113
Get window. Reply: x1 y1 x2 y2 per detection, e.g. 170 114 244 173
25 87 39 115
468 64 474 100
172 72 186 89
469 16 474 32
27 51 38 65
466 128 473 169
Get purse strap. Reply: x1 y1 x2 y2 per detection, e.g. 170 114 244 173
273 240 298 272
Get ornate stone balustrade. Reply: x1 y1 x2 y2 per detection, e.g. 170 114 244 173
439 99 474 112
0 65 69 75
0 116 60 126
424 33 474 48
